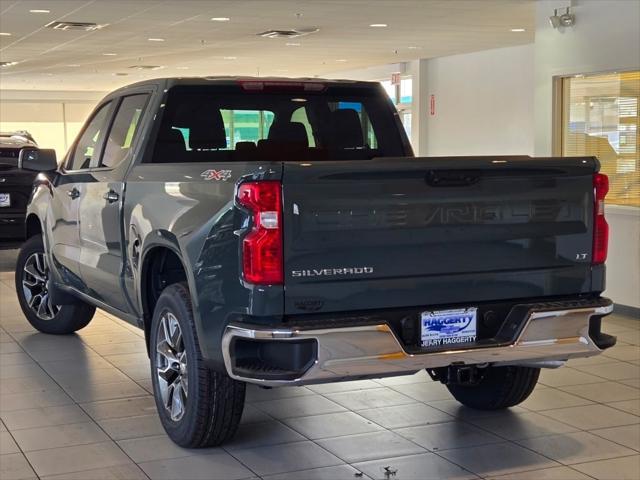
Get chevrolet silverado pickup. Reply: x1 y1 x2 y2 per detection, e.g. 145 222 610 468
15 77 615 447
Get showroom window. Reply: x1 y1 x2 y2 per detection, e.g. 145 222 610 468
222 109 275 149
291 107 316 147
67 101 112 171
381 77 412 138
559 71 640 207
101 94 150 168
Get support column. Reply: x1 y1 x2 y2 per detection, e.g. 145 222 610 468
409 59 428 156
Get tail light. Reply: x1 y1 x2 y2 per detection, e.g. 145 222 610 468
592 173 609 265
237 181 283 284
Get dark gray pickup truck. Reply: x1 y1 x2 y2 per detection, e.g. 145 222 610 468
15 77 615 447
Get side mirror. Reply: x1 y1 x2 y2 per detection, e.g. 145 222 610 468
18 148 57 172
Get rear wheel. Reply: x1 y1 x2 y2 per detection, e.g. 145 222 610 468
446 365 540 410
150 282 245 447
15 235 95 334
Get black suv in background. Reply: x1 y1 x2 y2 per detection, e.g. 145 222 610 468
0 132 39 242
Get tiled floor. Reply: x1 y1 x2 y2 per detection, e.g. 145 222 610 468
1 248 639 480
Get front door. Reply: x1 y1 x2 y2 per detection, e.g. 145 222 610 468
49 101 113 288
78 93 151 313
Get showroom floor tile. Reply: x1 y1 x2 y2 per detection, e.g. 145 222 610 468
1 248 639 480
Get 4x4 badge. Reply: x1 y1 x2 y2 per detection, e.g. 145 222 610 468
201 169 232 181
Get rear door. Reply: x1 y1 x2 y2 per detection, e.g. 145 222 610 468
282 156 597 314
78 92 151 312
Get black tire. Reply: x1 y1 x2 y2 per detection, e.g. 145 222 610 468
446 366 540 410
15 235 95 334
150 282 245 448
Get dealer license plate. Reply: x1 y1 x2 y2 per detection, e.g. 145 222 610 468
421 307 477 347
0 193 10 208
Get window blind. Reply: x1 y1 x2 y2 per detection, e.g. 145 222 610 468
562 71 640 207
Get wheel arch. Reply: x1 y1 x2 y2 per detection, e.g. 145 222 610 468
25 213 42 239
139 244 189 353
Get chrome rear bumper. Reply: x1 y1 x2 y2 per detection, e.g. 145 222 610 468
221 301 614 387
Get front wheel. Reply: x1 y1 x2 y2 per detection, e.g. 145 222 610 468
150 282 245 447
15 235 95 334
446 365 540 410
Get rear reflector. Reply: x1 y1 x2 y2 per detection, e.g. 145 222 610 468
237 181 283 284
592 173 609 265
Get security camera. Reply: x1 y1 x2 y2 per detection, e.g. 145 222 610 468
559 8 575 27
549 9 561 28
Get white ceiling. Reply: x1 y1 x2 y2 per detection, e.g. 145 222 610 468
0 0 535 92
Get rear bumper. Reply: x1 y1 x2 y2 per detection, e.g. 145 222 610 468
222 298 614 386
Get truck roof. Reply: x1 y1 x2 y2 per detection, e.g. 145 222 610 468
109 76 379 96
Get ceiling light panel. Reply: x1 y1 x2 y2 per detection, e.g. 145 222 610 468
46 21 108 32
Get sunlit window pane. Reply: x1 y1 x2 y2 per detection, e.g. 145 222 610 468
562 71 640 207
380 80 396 103
400 78 412 104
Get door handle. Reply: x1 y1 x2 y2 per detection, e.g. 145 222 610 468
103 190 120 203
67 188 80 199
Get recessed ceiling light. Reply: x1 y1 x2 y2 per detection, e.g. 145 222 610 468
147 38 165 42
285 42 301 46
211 17 230 22
510 28 526 32
103 52 117 56
0 32 12 36
0 61 19 67
407 46 421 50
29 9 50 14
369 23 387 28
223 56 237 60
336 59 348 62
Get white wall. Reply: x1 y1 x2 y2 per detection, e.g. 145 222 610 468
534 0 640 156
0 90 103 159
534 0 640 308
606 206 640 309
423 44 535 157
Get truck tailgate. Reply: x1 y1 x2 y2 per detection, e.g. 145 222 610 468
282 156 598 314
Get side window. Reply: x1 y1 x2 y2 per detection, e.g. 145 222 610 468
101 94 150 168
68 102 112 170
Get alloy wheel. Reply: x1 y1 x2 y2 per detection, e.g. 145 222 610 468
156 311 188 421
22 252 60 320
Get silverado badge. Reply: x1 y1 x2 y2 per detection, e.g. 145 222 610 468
201 169 232 181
